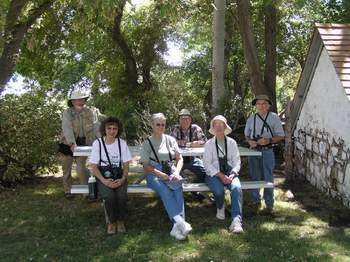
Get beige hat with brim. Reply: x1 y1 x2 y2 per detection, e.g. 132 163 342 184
252 94 272 105
209 115 232 136
179 109 191 117
69 90 89 100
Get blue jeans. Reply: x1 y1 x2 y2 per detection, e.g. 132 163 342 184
248 148 275 208
205 175 242 219
145 163 184 221
182 157 206 183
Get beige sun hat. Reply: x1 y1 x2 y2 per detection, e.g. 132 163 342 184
69 90 89 100
209 115 232 136
179 109 191 117
252 94 272 105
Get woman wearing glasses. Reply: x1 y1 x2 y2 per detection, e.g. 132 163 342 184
140 113 192 240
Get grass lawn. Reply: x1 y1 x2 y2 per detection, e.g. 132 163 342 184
1 170 350 262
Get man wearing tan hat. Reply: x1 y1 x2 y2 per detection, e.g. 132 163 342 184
203 115 243 233
59 89 105 198
244 95 285 214
170 109 207 183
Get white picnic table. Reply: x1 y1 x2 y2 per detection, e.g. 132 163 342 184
73 145 262 157
70 145 272 195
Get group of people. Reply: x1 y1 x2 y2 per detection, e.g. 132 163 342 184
58 90 284 239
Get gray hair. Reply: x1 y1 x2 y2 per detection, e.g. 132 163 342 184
151 113 166 125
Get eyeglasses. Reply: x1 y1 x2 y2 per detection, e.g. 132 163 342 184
155 123 165 127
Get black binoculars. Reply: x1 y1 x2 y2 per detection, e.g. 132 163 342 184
161 161 173 175
219 157 232 176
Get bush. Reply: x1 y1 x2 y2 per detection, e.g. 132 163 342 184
0 93 62 186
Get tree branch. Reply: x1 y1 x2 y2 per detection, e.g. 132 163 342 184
0 0 54 94
112 0 138 90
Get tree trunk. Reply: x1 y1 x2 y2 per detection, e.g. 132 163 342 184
0 0 53 94
236 0 268 96
212 0 226 115
112 0 138 90
264 2 277 112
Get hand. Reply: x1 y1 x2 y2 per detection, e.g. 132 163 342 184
228 173 238 180
70 144 77 152
248 140 258 148
218 172 232 185
257 137 270 146
103 178 119 189
191 141 204 147
159 172 170 181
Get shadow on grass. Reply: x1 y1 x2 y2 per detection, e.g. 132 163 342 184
1 175 350 261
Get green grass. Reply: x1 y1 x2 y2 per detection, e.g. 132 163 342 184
1 173 350 262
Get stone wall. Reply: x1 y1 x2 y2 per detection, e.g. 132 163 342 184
294 127 350 207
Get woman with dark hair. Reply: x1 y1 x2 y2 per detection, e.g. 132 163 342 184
89 117 132 235
59 90 104 198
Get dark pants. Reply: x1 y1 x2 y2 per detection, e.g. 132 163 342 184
182 157 206 183
97 180 127 223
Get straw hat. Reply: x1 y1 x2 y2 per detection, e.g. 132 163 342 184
209 115 232 135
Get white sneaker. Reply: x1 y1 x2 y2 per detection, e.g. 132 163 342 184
216 204 225 220
229 216 244 234
170 224 186 240
177 221 192 236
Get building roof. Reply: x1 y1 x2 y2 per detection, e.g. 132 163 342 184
289 23 350 132
317 23 350 94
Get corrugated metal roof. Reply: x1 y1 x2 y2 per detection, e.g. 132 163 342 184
316 23 350 97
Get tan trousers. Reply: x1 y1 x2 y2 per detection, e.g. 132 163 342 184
60 154 90 193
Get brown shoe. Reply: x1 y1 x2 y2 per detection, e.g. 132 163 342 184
117 221 126 233
107 223 116 235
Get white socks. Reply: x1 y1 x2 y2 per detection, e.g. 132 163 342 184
173 215 185 224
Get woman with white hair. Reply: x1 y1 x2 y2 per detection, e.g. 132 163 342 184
203 115 243 233
140 113 192 240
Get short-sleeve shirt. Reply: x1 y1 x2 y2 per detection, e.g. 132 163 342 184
140 134 180 165
244 112 285 139
89 138 132 167
170 124 207 143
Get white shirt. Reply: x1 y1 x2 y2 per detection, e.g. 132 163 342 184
203 136 241 177
89 138 132 167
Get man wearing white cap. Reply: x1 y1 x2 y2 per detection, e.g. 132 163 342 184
58 90 104 198
203 115 243 233
244 95 285 214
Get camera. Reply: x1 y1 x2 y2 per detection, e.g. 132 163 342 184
161 161 173 175
76 136 86 146
98 165 123 180
252 135 261 142
219 157 232 176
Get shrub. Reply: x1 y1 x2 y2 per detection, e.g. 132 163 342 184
0 93 62 186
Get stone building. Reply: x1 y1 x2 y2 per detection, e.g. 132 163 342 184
288 23 350 207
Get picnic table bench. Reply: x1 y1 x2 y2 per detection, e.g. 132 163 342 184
70 145 273 194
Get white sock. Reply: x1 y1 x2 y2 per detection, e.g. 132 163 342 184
173 215 185 224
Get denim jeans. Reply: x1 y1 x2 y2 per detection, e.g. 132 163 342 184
145 163 184 221
248 148 275 208
205 175 242 219
182 157 206 183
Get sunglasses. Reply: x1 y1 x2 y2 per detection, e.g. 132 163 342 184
155 123 165 127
